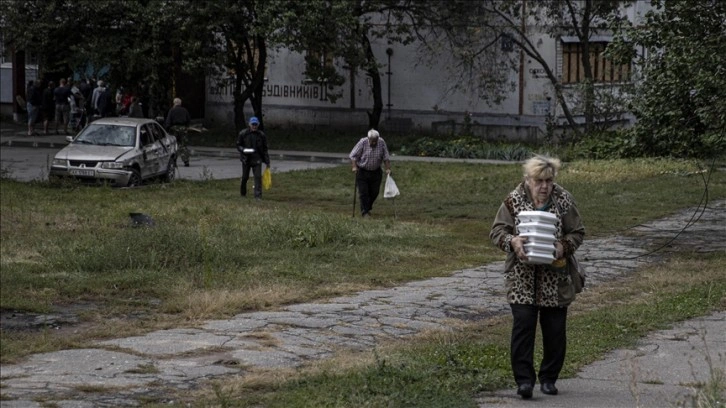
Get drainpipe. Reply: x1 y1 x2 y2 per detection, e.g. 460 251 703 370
350 68 355 109
518 0 526 116
386 47 393 120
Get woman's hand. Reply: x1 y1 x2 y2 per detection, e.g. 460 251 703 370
512 235 529 260
554 241 564 259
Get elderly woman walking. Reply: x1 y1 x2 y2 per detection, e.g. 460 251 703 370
489 154 585 399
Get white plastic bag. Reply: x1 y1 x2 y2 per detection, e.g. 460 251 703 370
384 174 400 198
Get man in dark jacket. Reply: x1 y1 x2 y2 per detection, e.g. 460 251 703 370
236 116 270 200
53 78 72 134
164 97 192 167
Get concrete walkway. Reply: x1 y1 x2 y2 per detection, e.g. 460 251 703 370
1 120 724 407
479 312 725 407
1 196 723 406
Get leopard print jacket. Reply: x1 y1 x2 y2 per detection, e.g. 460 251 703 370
489 182 585 307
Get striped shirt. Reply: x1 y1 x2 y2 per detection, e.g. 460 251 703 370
349 137 390 171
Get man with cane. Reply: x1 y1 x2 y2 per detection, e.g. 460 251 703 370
349 129 391 218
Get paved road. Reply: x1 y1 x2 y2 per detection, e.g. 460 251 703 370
0 123 510 183
0 146 340 183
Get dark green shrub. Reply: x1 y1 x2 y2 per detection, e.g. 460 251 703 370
399 137 533 161
569 130 640 160
399 137 448 157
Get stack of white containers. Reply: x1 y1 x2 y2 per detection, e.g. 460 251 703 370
517 210 558 264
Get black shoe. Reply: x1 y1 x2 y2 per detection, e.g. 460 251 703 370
517 384 533 399
540 382 558 395
184 161 190 167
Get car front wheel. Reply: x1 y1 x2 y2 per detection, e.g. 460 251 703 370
127 168 142 187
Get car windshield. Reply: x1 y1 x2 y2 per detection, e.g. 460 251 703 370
74 124 136 147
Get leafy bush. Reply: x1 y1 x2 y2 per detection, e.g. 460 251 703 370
569 128 726 160
630 125 726 158
568 130 640 160
399 137 533 161
610 1 726 159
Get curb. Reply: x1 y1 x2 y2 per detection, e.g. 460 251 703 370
0 137 352 165
191 146 351 164
3 138 71 149
0 133 517 166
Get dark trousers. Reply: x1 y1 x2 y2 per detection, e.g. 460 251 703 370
170 126 190 165
509 304 568 386
241 161 262 198
356 168 382 215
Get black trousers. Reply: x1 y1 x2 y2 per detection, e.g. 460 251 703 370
509 304 568 386
356 168 382 215
241 161 262 198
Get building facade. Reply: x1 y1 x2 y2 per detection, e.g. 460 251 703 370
205 1 652 141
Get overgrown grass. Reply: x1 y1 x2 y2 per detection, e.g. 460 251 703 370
1 158 725 364
179 252 726 408
191 125 426 154
398 136 534 161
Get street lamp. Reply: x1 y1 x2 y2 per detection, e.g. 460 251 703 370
386 48 393 120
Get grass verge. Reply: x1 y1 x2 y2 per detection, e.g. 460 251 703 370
1 157 725 365
181 251 725 407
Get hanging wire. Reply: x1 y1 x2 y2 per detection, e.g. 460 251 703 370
584 156 721 262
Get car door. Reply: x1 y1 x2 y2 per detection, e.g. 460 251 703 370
139 124 160 177
149 122 172 174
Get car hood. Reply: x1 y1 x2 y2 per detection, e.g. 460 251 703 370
55 144 134 161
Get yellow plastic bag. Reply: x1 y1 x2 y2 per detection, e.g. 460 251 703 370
262 167 272 190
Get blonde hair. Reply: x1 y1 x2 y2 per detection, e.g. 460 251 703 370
523 154 561 179
367 129 380 139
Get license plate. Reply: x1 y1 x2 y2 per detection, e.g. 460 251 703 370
70 169 95 177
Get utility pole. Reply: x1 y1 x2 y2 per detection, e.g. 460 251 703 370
385 47 393 120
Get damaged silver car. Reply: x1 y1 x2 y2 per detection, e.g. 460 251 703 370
50 117 178 187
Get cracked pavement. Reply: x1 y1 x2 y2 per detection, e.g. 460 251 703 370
1 200 724 407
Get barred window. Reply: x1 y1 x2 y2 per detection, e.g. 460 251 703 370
562 41 630 84
303 49 335 83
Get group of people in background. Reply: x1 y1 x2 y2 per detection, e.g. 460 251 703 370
24 77 152 136
24 75 198 172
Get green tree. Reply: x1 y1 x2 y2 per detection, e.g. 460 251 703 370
180 0 301 133
0 0 89 78
425 0 634 141
0 0 184 116
610 0 726 157
280 0 439 129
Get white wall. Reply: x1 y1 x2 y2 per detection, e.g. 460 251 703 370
205 1 652 137
0 63 38 117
